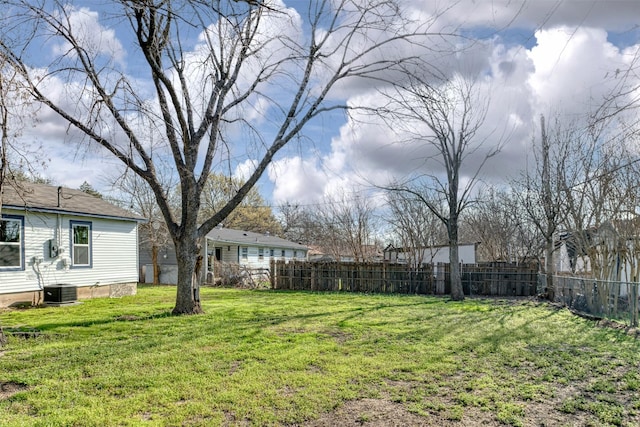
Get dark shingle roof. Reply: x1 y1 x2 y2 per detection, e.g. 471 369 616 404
2 182 144 221
206 227 307 250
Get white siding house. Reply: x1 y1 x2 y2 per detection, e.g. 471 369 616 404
383 243 478 266
205 228 308 271
0 183 143 307
141 227 308 284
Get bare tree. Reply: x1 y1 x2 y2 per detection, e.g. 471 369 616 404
313 190 381 262
561 128 629 279
511 116 573 298
278 203 318 244
385 189 446 268
1 47 40 345
460 187 520 263
0 0 442 314
381 74 500 301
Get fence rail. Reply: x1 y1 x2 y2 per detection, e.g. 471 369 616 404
271 260 539 297
460 263 541 297
269 260 640 327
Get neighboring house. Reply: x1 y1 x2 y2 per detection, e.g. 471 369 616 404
554 231 592 276
140 227 308 284
383 243 478 266
555 222 640 283
0 182 143 307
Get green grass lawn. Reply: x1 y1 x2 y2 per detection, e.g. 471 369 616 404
1 286 639 426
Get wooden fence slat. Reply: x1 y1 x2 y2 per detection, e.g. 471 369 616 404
270 260 538 297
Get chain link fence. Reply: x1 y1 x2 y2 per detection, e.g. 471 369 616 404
551 274 639 327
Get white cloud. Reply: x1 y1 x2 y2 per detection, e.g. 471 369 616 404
410 0 640 34
527 27 624 115
234 159 258 181
269 20 640 205
9 0 640 205
50 6 126 68
267 157 326 204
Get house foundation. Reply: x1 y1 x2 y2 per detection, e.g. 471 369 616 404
0 283 138 308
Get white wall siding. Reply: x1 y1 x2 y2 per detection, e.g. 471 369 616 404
237 246 307 270
221 245 238 263
0 210 139 295
385 244 477 265
1 211 55 294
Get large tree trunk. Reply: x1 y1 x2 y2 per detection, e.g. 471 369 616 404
172 233 204 315
545 237 555 301
152 245 160 285
448 220 465 301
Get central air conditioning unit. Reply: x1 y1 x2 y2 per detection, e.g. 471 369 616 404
43 284 77 304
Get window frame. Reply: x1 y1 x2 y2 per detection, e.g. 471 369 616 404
0 214 24 271
70 220 92 268
258 247 264 261
241 246 248 260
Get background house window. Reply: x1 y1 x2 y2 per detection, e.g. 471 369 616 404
71 221 92 267
281 249 285 258
269 249 274 257
0 215 23 269
294 250 298 258
241 247 248 260
258 248 264 261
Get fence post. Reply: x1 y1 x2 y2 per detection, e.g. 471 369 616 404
270 258 276 289
632 283 639 328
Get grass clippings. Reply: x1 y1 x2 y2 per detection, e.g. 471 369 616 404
1 286 639 426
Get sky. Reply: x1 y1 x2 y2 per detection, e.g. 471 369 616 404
8 0 640 210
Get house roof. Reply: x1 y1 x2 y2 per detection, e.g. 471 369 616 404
2 182 144 221
206 227 307 250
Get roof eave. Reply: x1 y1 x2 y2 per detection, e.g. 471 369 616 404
1 205 145 222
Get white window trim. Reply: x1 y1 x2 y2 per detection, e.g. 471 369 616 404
0 215 24 270
70 220 92 268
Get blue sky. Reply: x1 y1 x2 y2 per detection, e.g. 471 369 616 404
11 0 640 208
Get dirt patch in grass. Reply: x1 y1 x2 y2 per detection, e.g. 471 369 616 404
296 377 639 426
297 398 509 426
0 381 28 400
296 396 576 426
300 398 432 426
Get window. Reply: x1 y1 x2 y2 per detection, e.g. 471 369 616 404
70 221 92 267
281 249 285 258
258 248 264 261
241 247 248 260
294 250 298 258
0 215 23 269
269 249 274 257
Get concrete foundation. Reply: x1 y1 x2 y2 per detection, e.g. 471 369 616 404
0 282 138 308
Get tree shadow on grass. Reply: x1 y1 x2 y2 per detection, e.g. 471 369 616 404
23 311 174 333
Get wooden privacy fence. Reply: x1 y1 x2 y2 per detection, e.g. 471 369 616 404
459 262 541 296
271 260 540 297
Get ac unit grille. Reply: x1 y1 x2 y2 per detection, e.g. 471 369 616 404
44 285 77 304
